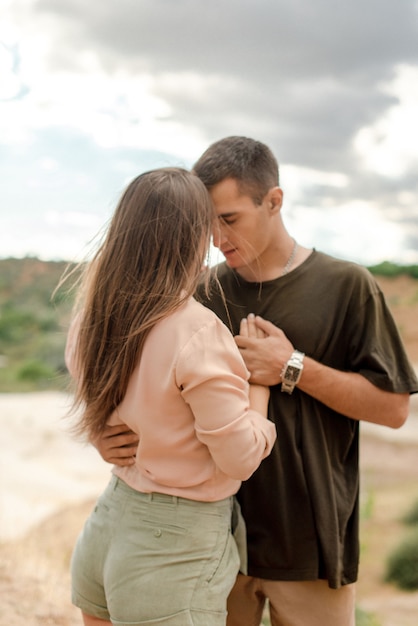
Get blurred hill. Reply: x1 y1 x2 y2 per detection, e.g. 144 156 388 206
372 272 418 366
0 256 417 392
0 257 79 392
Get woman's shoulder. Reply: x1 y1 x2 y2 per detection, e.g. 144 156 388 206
148 297 231 357
157 297 221 335
176 296 220 327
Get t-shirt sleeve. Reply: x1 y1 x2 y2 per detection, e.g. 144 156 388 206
348 277 418 393
175 317 276 480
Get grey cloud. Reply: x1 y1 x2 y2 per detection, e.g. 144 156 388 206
29 0 418 167
153 74 398 175
404 231 418 256
32 0 418 77
34 0 418 80
17 0 418 250
288 168 418 255
293 165 418 208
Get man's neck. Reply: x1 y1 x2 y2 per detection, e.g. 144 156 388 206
234 245 312 283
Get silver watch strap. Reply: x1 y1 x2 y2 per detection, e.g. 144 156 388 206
281 350 304 394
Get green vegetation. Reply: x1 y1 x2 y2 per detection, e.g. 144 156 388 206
402 498 418 525
0 257 79 392
385 528 418 591
383 496 418 591
367 261 418 279
0 256 416 393
355 607 381 626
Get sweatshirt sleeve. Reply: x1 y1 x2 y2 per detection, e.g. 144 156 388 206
175 317 276 480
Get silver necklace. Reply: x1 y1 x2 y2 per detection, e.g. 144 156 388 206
282 238 298 275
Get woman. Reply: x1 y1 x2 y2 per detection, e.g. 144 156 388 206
65 167 276 626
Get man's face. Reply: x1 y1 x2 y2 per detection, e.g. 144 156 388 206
210 177 279 279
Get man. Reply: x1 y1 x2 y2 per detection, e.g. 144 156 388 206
96 137 418 626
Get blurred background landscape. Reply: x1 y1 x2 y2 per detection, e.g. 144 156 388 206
0 256 417 394
2 0 418 622
0 256 418 625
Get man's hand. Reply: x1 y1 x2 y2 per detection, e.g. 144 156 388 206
237 316 410 428
235 315 294 386
92 423 139 466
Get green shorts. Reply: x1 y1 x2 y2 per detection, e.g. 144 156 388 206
71 475 240 625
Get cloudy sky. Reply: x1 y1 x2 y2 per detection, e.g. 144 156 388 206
1 0 418 266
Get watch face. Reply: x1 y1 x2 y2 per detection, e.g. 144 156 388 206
285 365 301 383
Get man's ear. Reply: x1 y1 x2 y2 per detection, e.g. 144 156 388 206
267 187 283 213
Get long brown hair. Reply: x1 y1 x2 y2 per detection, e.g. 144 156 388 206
69 167 214 439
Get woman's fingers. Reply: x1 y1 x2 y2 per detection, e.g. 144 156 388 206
240 314 267 338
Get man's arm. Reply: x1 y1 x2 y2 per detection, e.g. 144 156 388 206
92 423 139 465
235 315 410 429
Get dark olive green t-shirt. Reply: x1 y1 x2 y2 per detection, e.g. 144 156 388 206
196 250 418 589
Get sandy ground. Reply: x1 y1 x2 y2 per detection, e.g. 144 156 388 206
1 391 418 625
0 392 111 543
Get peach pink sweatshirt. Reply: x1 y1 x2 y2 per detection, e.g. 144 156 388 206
66 297 276 502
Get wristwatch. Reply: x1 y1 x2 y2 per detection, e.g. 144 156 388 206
281 350 305 394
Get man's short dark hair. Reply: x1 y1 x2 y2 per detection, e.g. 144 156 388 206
192 136 279 204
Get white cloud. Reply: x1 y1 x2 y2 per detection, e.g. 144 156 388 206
281 164 349 203
1 210 105 262
1 0 418 263
0 43 22 100
354 64 418 177
286 200 406 265
45 210 102 228
0 56 206 158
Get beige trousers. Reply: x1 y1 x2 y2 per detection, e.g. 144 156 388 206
226 573 356 626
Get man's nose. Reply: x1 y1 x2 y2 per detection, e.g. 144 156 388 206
212 223 226 248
